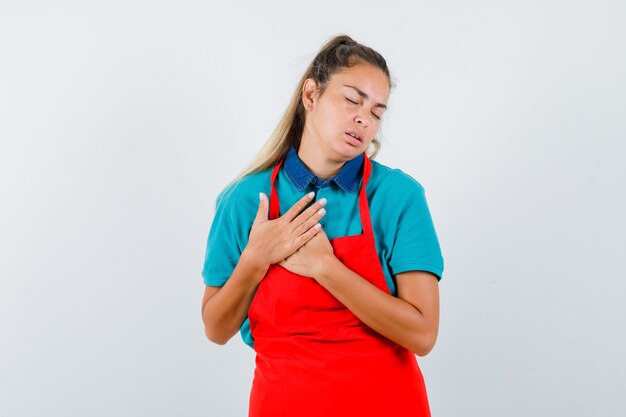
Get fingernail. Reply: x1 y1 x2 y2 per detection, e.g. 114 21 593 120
308 191 315 199
319 197 327 205
259 192 264 201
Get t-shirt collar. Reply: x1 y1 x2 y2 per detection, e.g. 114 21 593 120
283 145 363 193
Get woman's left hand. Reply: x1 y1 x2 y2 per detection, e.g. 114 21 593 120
278 228 334 280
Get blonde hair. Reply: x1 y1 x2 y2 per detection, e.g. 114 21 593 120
227 34 394 189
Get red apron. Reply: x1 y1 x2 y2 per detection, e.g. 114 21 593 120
247 152 432 417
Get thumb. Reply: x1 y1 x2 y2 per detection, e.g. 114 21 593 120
254 192 269 223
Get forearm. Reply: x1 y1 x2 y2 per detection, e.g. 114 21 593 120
202 249 269 344
316 256 432 355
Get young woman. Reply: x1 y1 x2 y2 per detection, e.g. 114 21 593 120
201 35 444 417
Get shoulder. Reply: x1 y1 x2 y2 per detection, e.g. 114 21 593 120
216 168 273 211
369 159 425 198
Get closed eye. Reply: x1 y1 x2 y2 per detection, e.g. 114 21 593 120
345 97 382 120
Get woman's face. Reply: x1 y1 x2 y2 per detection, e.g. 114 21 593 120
303 62 390 160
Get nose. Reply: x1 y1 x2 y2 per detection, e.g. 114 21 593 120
355 110 368 128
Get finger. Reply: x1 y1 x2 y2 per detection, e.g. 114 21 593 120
292 205 326 237
253 192 269 223
292 222 323 247
281 191 315 223
291 197 327 230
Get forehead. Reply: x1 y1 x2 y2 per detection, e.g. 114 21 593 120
328 63 390 102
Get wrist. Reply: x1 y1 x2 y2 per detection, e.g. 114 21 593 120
240 247 270 276
316 254 341 282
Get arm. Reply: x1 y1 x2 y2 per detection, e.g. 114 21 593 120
201 249 269 345
316 257 440 356
201 189 326 345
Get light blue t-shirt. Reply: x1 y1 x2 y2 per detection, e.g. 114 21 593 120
202 148 444 349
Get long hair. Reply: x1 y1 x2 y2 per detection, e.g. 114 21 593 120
227 34 394 188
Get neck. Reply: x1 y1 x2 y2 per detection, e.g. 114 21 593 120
296 138 347 180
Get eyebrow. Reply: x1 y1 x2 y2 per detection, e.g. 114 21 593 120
343 85 387 109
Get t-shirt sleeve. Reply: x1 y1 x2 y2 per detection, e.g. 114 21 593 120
387 185 444 281
201 185 244 286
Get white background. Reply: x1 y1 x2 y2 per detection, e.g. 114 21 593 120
1 1 625 416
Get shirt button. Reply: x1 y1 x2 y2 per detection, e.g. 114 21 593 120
311 178 317 184
320 223 326 229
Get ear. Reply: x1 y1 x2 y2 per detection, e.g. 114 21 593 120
302 78 319 109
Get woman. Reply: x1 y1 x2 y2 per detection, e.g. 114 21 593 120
201 35 444 416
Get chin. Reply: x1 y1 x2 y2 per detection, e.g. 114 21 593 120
336 145 364 161
325 136 364 160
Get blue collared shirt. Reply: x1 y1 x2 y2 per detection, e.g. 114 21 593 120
283 145 364 193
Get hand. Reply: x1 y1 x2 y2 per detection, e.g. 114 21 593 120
244 191 327 269
278 228 335 280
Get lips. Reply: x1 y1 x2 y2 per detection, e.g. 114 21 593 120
345 133 362 146
345 131 363 142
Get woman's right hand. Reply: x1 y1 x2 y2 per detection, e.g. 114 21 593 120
244 191 327 269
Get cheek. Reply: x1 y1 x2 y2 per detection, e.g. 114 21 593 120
318 107 343 130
